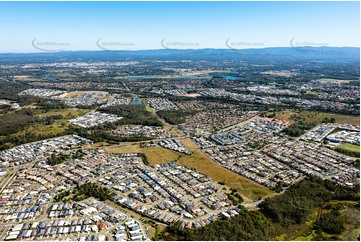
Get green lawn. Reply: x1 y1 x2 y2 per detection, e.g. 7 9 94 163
336 143 360 153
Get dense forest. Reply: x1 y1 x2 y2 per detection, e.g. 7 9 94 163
47 153 71 166
0 80 28 101
99 104 162 126
54 182 113 202
74 182 112 201
334 146 360 158
0 113 38 136
282 122 315 137
157 109 199 125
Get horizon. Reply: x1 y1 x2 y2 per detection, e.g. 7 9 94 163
0 1 359 53
0 46 359 55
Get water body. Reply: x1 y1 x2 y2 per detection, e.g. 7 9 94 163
223 76 238 80
44 78 63 82
132 96 142 105
204 75 238 80
42 73 63 82
127 76 149 79
201 72 239 80
174 75 200 79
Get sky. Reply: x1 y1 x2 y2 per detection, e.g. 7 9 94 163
0 1 359 52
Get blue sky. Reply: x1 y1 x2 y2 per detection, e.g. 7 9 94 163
0 1 359 52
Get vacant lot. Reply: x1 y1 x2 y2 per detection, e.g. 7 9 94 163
106 144 141 154
275 110 360 126
66 91 109 97
13 75 36 82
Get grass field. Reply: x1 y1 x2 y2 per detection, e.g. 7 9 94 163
143 147 182 164
106 138 274 202
275 110 360 126
336 143 360 153
106 144 141 154
35 108 91 118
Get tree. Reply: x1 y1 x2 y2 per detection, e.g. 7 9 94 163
314 211 345 234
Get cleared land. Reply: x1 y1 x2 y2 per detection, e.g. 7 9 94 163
66 91 108 97
12 75 37 82
175 93 201 98
275 110 360 126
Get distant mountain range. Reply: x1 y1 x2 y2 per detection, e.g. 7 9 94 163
0 47 359 64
